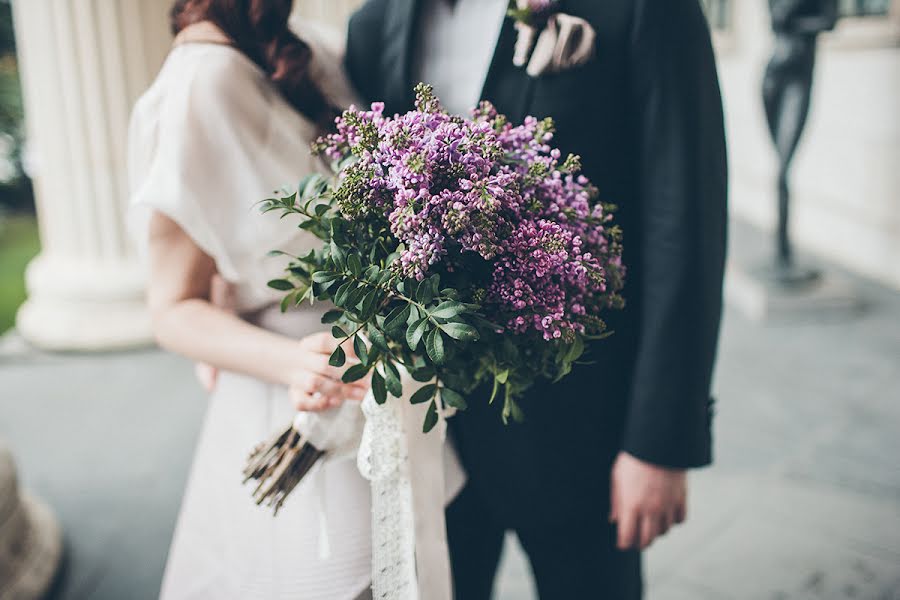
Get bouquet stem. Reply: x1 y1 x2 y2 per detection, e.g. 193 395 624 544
243 424 325 515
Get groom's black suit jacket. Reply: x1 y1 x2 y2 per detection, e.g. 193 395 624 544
346 0 727 525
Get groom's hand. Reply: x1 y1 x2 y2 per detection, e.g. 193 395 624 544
609 452 687 550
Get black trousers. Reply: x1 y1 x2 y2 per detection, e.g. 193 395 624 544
446 481 642 600
444 357 642 599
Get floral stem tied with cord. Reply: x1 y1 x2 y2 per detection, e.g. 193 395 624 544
245 83 625 513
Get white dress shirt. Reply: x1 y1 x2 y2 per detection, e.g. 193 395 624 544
413 0 510 116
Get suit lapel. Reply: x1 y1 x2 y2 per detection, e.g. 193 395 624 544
479 9 536 123
381 0 420 113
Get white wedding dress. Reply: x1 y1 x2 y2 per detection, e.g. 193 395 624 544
127 25 464 600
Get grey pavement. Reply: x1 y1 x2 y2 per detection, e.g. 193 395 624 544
1 220 899 599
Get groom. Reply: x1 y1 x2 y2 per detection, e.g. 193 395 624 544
345 0 727 597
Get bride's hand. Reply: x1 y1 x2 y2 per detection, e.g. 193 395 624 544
288 331 370 412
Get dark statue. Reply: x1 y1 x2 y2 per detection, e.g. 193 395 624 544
762 0 837 285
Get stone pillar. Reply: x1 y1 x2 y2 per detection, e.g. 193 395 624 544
12 1 171 350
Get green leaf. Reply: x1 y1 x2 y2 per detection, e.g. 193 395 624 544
333 281 353 307
353 335 369 366
288 265 310 278
367 325 390 351
402 279 416 297
489 376 501 404
410 366 435 382
321 309 343 324
331 325 347 339
384 361 403 397
496 368 510 384
371 370 387 405
416 279 434 305
410 383 437 404
502 393 525 424
360 289 379 319
425 329 445 365
440 322 479 341
565 335 585 363
364 265 380 281
430 301 465 320
299 173 326 200
440 387 467 410
267 279 294 291
347 284 369 308
329 345 346 367
330 239 345 270
406 318 429 351
312 271 340 284
385 303 412 333
423 400 439 433
347 254 362 277
280 290 296 313
429 274 441 299
378 269 394 285
342 363 370 383
367 345 382 365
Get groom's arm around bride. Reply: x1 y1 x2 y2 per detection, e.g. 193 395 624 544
345 0 726 597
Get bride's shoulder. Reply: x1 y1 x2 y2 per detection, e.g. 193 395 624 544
174 44 265 102
132 44 267 135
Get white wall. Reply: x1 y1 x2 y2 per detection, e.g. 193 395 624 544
716 1 900 289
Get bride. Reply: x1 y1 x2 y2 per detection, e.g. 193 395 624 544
127 1 464 598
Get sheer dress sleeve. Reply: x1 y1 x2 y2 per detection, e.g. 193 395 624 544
128 46 276 284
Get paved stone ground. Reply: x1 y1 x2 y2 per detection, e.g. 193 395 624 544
1 221 899 599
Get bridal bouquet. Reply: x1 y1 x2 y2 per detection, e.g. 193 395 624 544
244 84 624 512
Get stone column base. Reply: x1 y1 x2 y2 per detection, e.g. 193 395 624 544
15 253 152 351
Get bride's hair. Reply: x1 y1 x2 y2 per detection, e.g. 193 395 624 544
170 0 338 130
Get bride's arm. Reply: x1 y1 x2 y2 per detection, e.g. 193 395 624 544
146 211 367 408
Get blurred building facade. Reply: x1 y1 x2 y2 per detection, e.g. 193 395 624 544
8 0 899 351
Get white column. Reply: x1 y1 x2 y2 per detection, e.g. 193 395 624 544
12 0 171 350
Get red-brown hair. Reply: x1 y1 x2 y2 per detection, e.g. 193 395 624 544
171 0 337 130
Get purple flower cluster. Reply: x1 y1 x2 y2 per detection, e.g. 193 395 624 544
315 85 623 341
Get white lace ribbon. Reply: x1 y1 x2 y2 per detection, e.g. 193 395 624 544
291 370 454 598
357 369 453 600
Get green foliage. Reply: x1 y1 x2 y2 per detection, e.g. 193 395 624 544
0 214 39 333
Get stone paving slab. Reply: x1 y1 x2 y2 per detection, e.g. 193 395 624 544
646 474 900 599
0 349 204 600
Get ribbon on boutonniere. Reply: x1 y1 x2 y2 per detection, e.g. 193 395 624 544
507 0 597 77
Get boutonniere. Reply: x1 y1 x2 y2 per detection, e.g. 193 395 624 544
507 0 597 77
